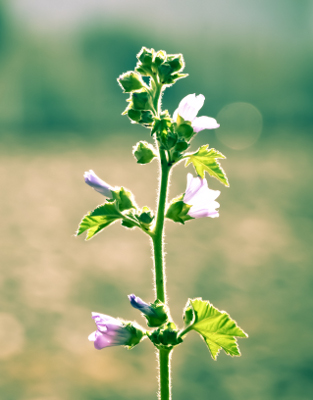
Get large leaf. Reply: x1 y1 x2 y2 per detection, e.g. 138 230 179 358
185 145 229 187
76 201 122 240
182 298 247 360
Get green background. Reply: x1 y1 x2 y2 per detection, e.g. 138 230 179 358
0 1 312 399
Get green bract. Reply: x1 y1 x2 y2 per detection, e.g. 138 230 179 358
181 298 248 360
166 196 193 224
117 71 146 93
144 299 169 328
185 145 229 186
133 141 157 164
124 322 147 349
149 322 183 349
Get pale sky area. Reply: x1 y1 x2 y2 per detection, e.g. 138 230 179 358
8 0 313 36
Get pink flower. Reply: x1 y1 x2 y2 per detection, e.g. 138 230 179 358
173 94 220 132
88 313 132 350
184 173 220 218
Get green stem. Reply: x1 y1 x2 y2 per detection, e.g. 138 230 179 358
151 79 172 400
152 149 170 303
159 348 172 400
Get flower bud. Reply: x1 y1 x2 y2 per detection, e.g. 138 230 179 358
128 295 168 327
131 90 151 110
167 54 185 72
176 123 194 141
158 63 173 84
84 170 113 197
154 50 167 67
137 47 154 66
117 71 145 93
139 110 154 125
175 139 189 152
127 108 141 123
148 322 183 348
138 207 154 229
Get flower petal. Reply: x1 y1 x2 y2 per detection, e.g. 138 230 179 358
184 173 205 203
84 170 113 197
192 116 220 132
188 208 219 219
93 330 113 349
183 174 221 219
128 294 156 317
174 94 205 122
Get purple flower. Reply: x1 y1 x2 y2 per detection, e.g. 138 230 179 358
88 312 133 350
84 170 113 197
184 173 220 219
173 93 220 132
128 294 156 317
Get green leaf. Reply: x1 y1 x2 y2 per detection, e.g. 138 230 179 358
182 298 248 360
166 196 193 224
185 145 229 186
76 201 122 240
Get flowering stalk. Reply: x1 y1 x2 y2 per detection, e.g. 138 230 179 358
77 47 248 400
150 77 173 398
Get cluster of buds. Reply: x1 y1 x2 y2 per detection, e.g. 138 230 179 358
135 47 187 85
118 47 187 129
89 294 174 351
153 93 220 164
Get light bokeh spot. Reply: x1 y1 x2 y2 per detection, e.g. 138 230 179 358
0 313 25 359
216 102 262 149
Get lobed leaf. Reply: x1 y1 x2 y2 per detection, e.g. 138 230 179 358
185 145 229 186
76 201 122 240
182 298 248 360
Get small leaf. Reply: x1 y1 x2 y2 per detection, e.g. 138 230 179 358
133 141 157 164
182 298 248 360
185 145 229 186
76 201 122 240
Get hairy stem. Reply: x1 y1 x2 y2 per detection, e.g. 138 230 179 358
152 149 170 303
159 348 172 400
151 79 172 400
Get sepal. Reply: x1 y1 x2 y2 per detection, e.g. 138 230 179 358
148 322 183 349
124 322 147 349
166 196 193 224
111 187 137 212
133 141 157 164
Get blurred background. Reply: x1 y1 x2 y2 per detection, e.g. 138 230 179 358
0 0 312 399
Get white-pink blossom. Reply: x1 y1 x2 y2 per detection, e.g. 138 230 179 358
184 173 220 218
173 93 220 132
